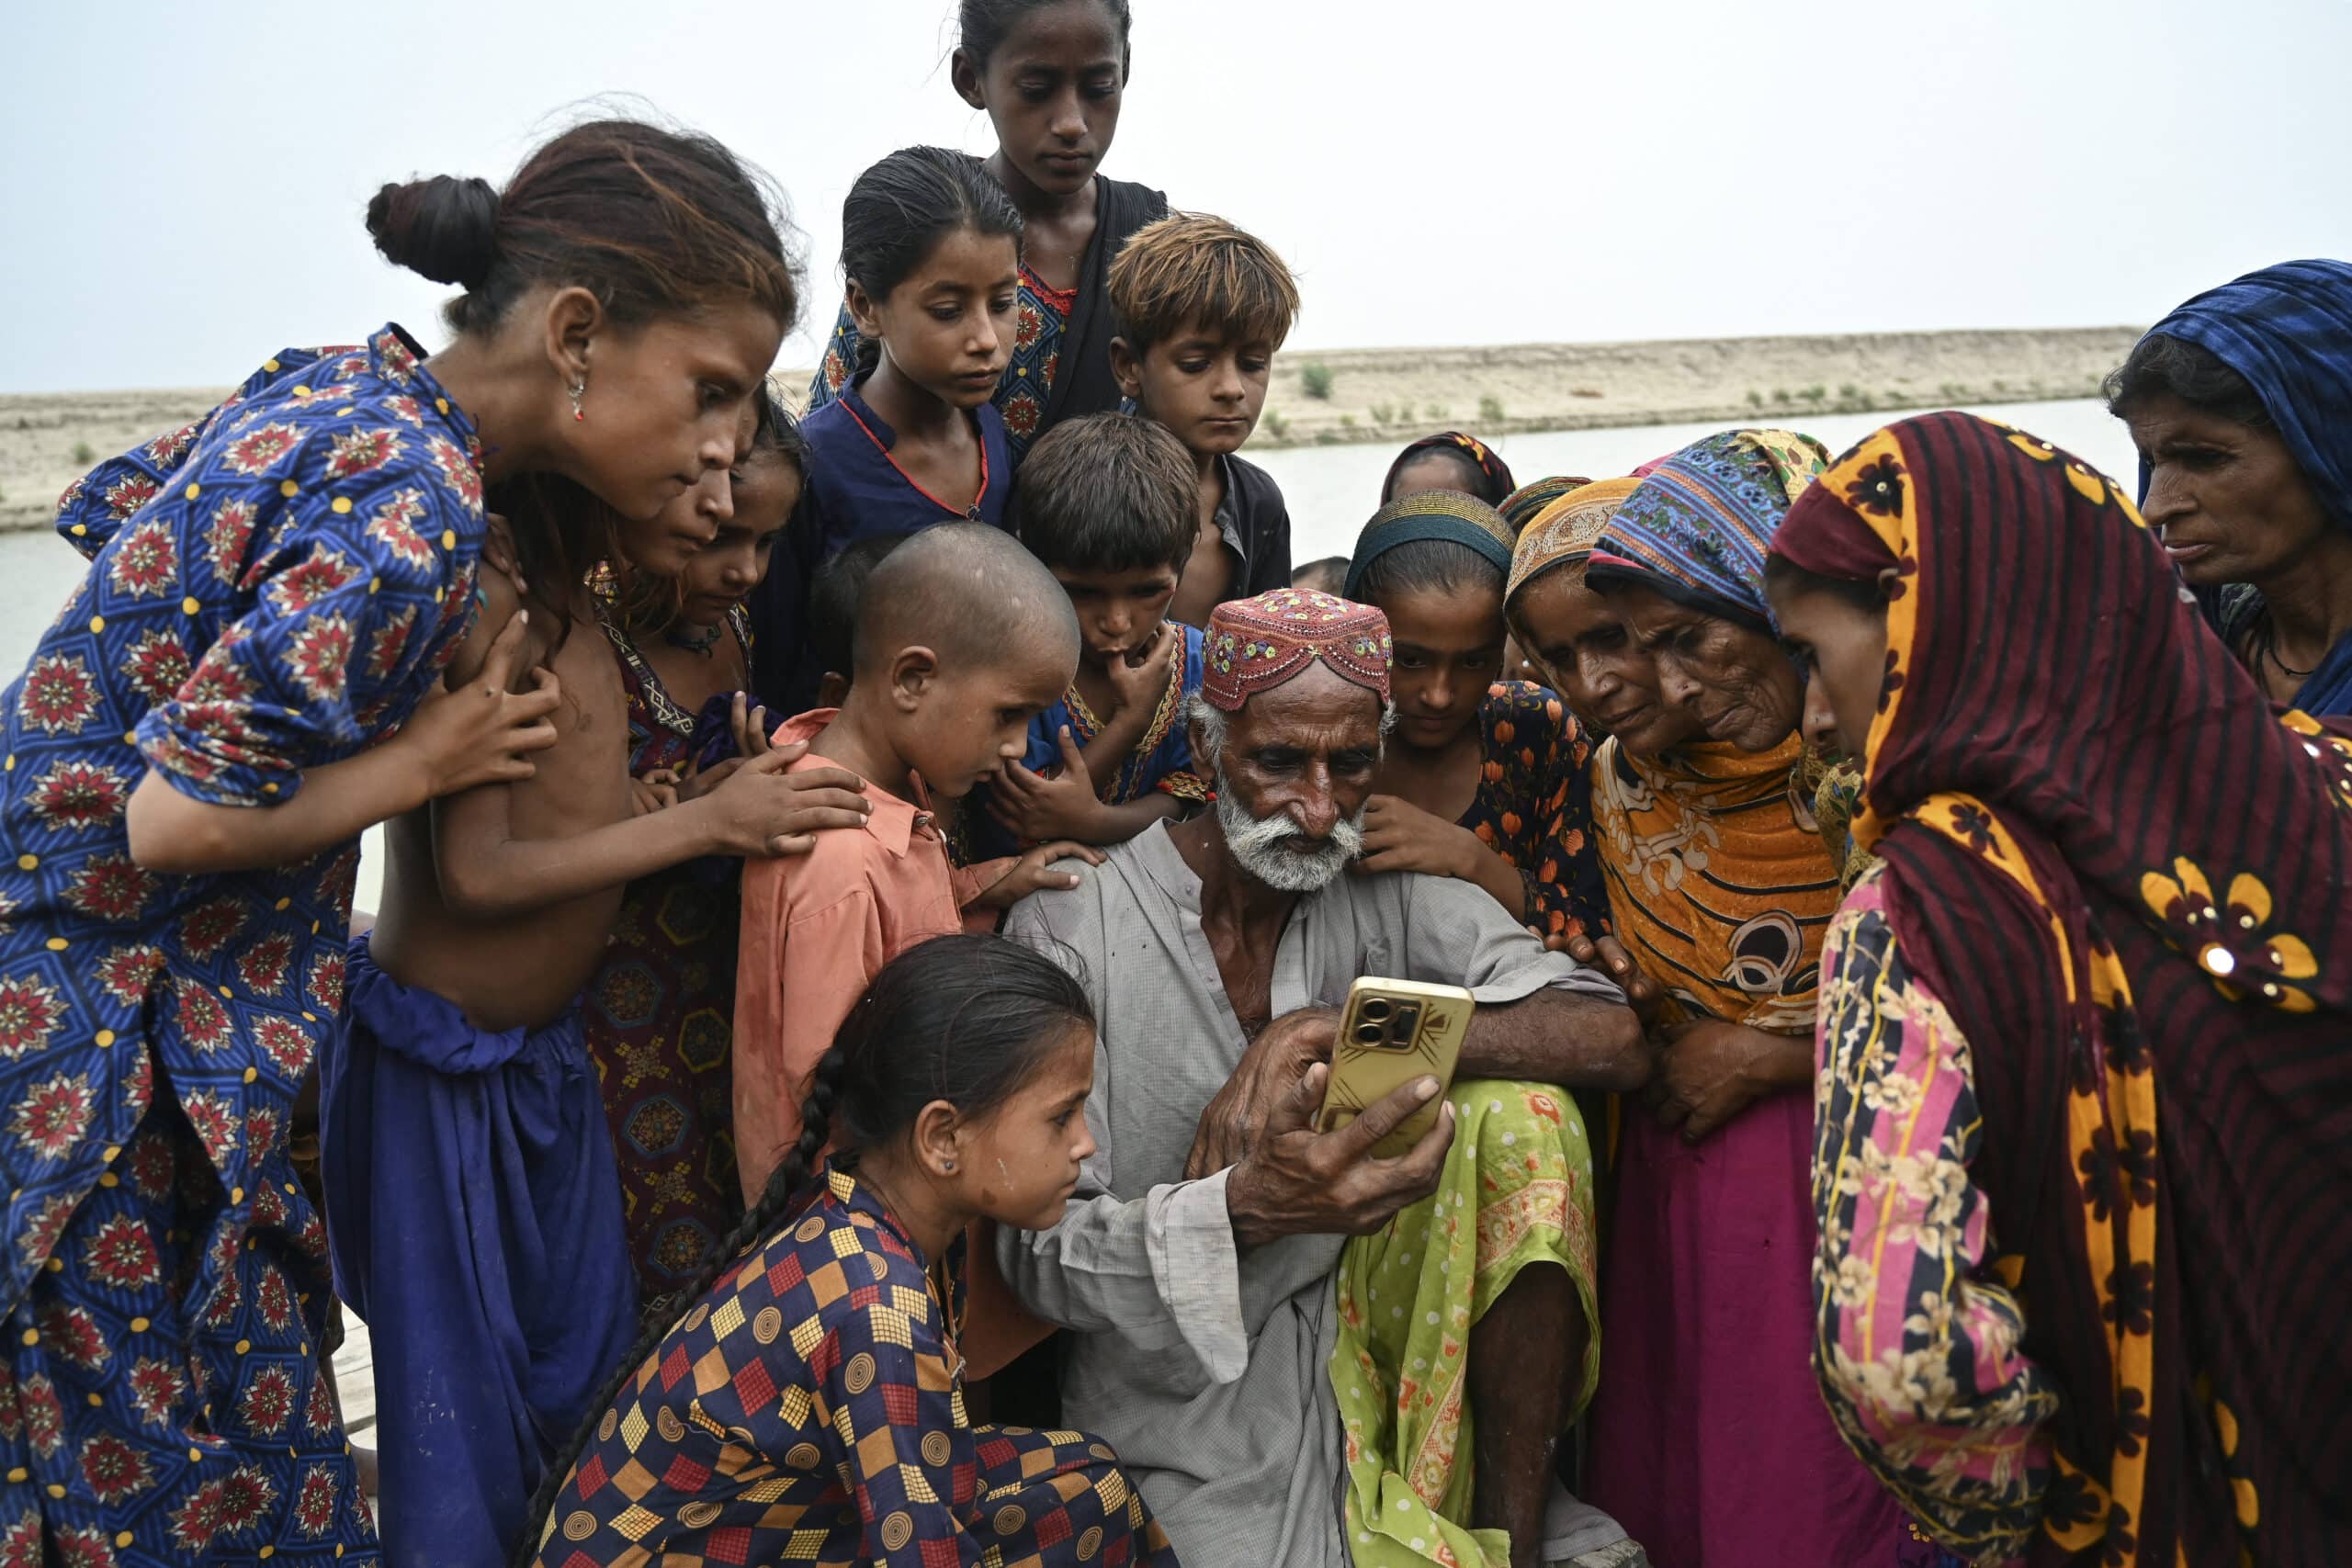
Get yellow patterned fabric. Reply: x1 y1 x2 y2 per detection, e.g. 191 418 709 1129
1587 732 1843 1032
1505 477 1640 603
1329 1082 1599 1568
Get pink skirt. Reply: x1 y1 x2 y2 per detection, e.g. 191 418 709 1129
1584 1089 1925 1567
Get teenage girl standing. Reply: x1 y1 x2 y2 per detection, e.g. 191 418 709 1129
808 0 1166 463
758 147 1025 709
0 117 799 1562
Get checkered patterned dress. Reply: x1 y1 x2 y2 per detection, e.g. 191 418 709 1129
529 1165 1179 1567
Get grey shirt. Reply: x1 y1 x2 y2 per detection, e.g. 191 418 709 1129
1000 821 1624 1567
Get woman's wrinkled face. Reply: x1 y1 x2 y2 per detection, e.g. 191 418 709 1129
1764 573 1891 762
1510 565 1697 757
1611 583 1802 752
2124 391 2333 590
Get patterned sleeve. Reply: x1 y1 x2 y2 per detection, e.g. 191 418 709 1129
135 415 479 808
1811 867 2058 1561
1155 768 1211 804
806 301 859 413
1472 682 1609 940
49 351 314 561
826 1271 977 1563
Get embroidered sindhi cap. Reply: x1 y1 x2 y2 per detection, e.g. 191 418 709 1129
1201 589 1393 712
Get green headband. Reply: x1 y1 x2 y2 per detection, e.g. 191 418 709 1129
1343 490 1516 599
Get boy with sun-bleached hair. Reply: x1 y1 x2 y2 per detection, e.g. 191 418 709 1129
1108 211 1302 628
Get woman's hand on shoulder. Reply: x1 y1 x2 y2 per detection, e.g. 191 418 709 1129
401 610 561 800
692 742 872 857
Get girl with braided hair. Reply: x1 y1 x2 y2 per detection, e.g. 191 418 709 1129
518 933 1180 1567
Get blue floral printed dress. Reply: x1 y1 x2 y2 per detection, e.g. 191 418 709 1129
0 325 485 1562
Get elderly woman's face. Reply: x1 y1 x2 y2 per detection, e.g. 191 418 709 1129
2124 391 2333 591
1611 583 1803 752
1510 566 1699 758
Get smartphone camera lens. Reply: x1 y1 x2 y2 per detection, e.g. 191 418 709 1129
1361 998 1392 1023
1352 1021 1385 1045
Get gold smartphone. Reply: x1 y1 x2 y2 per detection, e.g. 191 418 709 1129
1317 977 1476 1158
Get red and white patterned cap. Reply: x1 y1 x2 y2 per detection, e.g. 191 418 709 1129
1200 589 1392 713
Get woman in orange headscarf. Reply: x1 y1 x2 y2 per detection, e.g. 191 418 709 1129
1510 449 1932 1567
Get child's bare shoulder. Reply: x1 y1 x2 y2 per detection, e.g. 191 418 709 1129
441 567 559 691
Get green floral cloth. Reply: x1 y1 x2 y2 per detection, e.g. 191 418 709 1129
1330 1080 1600 1568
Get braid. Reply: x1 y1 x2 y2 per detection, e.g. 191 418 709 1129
509 1049 853 1565
509 933 1093 1563
782 1046 845 1196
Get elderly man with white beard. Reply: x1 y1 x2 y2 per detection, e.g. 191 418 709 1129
1000 590 1653 1568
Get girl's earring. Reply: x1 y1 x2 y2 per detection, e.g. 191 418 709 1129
942 1159 956 1173
568 380 586 423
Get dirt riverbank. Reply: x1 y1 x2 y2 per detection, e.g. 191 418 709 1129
0 326 2142 532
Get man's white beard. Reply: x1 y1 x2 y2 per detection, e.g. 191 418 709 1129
1212 763 1366 893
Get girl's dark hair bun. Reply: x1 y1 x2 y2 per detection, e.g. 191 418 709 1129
367 174 501 290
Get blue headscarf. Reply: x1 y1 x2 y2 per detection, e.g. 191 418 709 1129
2141 259 2352 713
1583 428 1830 631
2141 258 2352 530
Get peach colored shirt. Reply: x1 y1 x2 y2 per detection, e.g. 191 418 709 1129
732 710 976 1205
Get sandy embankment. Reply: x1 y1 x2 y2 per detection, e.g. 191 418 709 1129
0 326 2141 532
1244 325 2143 449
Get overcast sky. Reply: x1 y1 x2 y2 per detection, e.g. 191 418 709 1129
6 0 2349 392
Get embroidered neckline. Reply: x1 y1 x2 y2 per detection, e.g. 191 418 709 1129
602 604 752 738
1064 629 1186 801
1021 264 1078 317
838 392 991 520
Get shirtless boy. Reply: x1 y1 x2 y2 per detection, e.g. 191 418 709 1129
322 464 870 1566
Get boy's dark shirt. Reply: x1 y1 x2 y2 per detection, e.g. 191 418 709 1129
1212 452 1293 607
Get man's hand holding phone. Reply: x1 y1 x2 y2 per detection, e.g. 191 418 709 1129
1184 1009 1338 1181
1224 1063 1455 1247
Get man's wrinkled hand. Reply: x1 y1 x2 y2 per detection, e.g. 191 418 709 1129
1183 1007 1338 1180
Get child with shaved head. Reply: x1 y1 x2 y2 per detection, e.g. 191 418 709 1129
732 524 1096 1203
